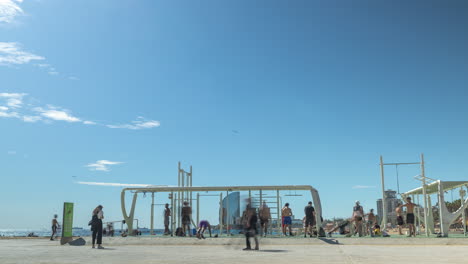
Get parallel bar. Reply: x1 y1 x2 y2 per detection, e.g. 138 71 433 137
122 185 318 193
383 162 420 165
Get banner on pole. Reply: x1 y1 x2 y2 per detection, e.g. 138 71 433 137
60 202 74 245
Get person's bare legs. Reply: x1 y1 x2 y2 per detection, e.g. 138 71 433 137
410 224 415 237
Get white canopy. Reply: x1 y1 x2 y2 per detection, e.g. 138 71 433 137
403 181 468 196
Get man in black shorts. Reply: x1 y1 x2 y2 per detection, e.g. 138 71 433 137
401 197 416 237
304 201 315 237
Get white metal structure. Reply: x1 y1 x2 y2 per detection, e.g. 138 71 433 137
379 154 429 236
402 181 468 237
121 185 323 236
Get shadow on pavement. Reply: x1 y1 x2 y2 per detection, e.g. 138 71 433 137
258 250 289 253
318 238 340 245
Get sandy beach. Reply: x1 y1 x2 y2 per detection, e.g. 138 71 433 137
1 237 467 264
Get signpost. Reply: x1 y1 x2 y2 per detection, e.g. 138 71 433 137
60 202 74 245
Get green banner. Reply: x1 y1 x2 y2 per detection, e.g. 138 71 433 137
62 202 74 238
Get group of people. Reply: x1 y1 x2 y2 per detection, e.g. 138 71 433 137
48 196 420 251
327 197 417 238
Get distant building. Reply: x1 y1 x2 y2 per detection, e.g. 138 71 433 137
376 190 400 226
220 192 240 226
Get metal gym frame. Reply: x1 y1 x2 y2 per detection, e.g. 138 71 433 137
121 185 323 236
379 153 430 236
402 181 468 237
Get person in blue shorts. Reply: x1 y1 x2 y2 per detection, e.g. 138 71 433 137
282 203 293 236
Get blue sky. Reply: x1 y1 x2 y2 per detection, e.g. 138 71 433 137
1 0 468 229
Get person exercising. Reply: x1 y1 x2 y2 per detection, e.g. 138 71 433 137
401 197 416 237
352 201 364 237
196 220 212 239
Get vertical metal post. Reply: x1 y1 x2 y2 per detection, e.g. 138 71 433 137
380 155 387 229
226 191 230 235
196 193 200 227
181 171 185 207
460 187 466 237
277 189 281 236
171 191 175 236
219 193 223 236
190 166 193 209
416 194 421 234
421 153 429 237
178 162 181 229
259 190 263 208
151 192 154 235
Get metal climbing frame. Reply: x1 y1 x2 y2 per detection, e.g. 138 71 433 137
121 185 323 236
379 154 429 236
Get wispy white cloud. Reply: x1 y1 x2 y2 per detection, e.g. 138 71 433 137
77 181 156 188
86 160 123 172
0 0 23 24
0 92 26 108
352 185 376 189
0 42 65 77
0 93 160 130
22 115 41 122
68 76 79 81
0 110 19 118
0 42 44 65
33 106 81 123
107 117 160 130
0 94 22 117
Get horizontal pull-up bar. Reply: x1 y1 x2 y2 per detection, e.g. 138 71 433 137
382 162 420 165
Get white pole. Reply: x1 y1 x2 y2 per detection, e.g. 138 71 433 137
171 191 174 236
380 155 387 229
178 162 181 229
197 193 200 227
460 187 466 237
219 193 223 236
151 192 154 235
277 189 281 236
190 166 193 208
226 191 230 235
421 153 429 237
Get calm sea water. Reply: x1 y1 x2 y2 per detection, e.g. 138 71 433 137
0 228 244 237
0 229 166 237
